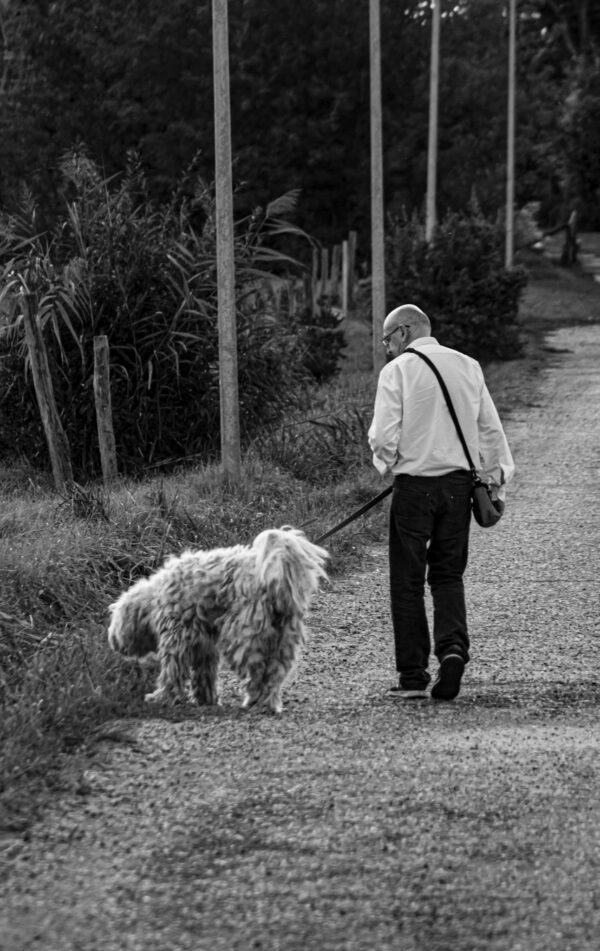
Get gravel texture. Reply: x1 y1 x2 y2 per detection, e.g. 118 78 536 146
2 324 600 951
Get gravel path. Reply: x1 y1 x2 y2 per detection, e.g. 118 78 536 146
2 324 600 951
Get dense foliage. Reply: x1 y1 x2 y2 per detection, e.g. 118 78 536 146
386 205 527 361
1 1 599 242
0 153 344 477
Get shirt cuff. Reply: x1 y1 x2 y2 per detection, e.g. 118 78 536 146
372 453 389 475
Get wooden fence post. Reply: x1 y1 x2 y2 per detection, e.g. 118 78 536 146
331 244 342 302
21 293 73 492
347 230 357 309
560 210 578 266
321 247 329 298
342 240 350 316
311 247 319 318
93 335 118 485
309 233 359 319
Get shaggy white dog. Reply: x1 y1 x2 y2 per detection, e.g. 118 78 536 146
108 527 329 714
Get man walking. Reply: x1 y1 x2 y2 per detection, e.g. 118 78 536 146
368 304 514 700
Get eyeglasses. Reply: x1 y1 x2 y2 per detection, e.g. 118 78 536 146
382 324 408 346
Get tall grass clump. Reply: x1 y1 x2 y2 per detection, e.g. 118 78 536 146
255 371 374 484
0 150 345 478
386 202 528 360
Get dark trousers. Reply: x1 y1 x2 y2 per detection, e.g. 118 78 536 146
389 470 472 690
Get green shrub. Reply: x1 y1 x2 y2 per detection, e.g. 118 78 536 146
0 151 342 477
254 370 373 485
386 204 528 360
257 406 369 484
293 297 346 384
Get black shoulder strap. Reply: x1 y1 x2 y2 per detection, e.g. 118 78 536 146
404 347 477 475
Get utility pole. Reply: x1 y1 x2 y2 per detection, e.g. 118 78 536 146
212 0 241 482
370 0 386 376
505 0 516 267
426 0 441 243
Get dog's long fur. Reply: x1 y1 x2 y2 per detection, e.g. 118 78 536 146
108 527 328 714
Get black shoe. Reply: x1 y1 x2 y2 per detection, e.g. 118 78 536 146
388 684 428 700
430 654 465 701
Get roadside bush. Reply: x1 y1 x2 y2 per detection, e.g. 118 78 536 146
386 204 528 360
0 151 341 477
257 406 369 484
294 298 346 384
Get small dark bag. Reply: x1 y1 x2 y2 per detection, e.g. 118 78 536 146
471 477 503 528
405 348 503 528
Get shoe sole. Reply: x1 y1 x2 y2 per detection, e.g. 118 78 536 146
430 655 464 701
388 689 428 700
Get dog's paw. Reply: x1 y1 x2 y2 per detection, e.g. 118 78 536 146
189 688 219 706
144 689 168 703
244 694 283 715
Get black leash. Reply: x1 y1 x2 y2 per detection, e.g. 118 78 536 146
314 485 393 545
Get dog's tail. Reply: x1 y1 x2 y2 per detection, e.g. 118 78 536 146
253 527 329 616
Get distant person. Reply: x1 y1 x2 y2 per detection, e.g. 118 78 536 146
368 304 514 701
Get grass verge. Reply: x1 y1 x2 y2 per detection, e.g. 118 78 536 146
0 373 387 827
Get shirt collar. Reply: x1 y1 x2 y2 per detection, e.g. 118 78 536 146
407 336 438 348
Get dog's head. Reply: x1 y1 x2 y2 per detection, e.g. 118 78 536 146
252 526 329 616
108 577 159 659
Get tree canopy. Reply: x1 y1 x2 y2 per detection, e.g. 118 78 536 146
1 0 599 244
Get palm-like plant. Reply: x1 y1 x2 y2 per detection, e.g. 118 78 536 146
0 150 333 476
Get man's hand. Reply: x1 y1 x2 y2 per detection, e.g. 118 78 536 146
490 487 505 516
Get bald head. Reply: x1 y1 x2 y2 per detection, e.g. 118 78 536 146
383 304 431 340
381 304 431 358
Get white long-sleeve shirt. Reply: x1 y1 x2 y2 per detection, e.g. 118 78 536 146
368 337 514 499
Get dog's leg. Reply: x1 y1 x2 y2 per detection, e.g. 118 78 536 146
257 658 292 714
222 618 268 710
189 634 219 706
144 647 187 703
241 650 270 709
242 665 265 710
251 622 303 715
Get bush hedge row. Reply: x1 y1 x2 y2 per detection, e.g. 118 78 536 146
386 204 528 361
